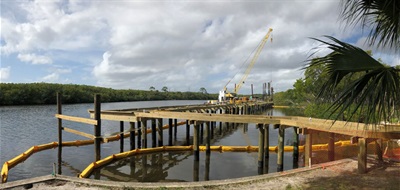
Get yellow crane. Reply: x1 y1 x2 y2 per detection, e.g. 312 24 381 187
218 27 273 103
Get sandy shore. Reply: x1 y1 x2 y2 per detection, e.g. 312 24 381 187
2 157 399 190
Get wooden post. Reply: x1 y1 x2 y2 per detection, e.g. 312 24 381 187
277 125 284 172
157 118 163 146
205 153 210 181
293 127 299 168
328 133 335 161
168 119 173 146
210 121 214 140
151 119 157 148
141 119 147 148
375 139 383 162
120 121 124 153
56 92 62 175
186 120 190 145
130 122 135 150
257 124 265 174
137 122 142 148
205 121 211 154
358 138 367 174
304 130 312 167
200 123 204 144
174 119 178 138
94 94 101 161
193 160 199 181
264 124 269 160
194 122 200 161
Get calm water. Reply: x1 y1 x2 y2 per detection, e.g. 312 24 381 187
0 100 320 182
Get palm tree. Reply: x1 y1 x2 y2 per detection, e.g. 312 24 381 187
307 0 400 124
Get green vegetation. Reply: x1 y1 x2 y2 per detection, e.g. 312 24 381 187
0 83 217 105
276 0 400 124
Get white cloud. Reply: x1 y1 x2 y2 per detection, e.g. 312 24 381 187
17 53 52 64
41 72 59 82
2 0 397 93
0 67 11 81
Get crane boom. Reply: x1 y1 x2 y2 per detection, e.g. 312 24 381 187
234 28 273 94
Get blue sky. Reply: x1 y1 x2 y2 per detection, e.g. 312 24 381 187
1 0 398 93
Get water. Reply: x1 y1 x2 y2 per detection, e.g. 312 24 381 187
0 100 342 182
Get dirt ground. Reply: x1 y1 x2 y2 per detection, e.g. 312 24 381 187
3 157 399 190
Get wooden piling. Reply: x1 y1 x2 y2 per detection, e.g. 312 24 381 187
205 121 211 154
168 119 173 146
328 133 335 161
186 120 190 145
305 130 312 167
264 124 269 159
277 125 284 172
293 127 299 168
194 122 200 161
375 138 383 161
257 124 265 172
151 119 157 148
120 121 124 153
94 94 101 161
129 122 135 150
200 123 204 144
157 118 163 146
56 92 62 175
358 138 367 174
174 119 178 138
205 153 210 181
137 122 142 148
193 160 199 181
141 119 147 148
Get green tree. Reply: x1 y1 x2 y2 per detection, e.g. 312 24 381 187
161 86 168 92
149 86 155 91
199 87 207 94
307 0 400 124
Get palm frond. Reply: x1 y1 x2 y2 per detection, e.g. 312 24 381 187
307 36 400 124
340 0 400 50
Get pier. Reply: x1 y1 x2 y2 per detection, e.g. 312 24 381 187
2 93 400 183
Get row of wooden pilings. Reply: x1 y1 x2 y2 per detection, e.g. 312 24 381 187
56 93 272 175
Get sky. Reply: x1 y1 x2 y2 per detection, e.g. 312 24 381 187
1 0 399 94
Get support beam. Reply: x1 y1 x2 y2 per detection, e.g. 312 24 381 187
168 119 173 146
157 119 163 147
56 92 62 175
264 124 269 160
129 122 135 150
205 121 211 154
94 94 101 161
120 121 124 153
293 127 299 168
257 124 265 174
328 133 335 161
174 119 178 138
358 138 367 174
193 123 200 161
186 120 190 145
151 119 157 148
141 119 147 148
277 125 284 172
375 139 383 161
304 130 313 167
137 122 142 148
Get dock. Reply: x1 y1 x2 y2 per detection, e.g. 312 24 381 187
2 93 400 183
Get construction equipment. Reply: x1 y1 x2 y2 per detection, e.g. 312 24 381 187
218 28 273 103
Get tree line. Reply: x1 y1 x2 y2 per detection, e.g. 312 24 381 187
0 83 218 105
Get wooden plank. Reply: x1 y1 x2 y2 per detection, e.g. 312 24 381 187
63 127 95 139
55 114 97 125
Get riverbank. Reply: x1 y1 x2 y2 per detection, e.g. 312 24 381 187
2 157 398 190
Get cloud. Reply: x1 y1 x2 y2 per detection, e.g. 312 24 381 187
0 67 11 81
17 53 52 64
2 1 397 93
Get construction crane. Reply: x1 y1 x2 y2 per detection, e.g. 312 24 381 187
218 27 273 103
